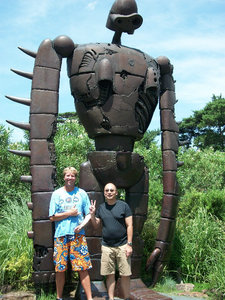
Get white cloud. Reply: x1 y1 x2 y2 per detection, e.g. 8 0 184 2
87 1 98 11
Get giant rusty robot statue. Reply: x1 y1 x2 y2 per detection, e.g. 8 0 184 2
6 0 183 299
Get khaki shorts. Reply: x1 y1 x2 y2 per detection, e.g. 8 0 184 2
101 244 131 276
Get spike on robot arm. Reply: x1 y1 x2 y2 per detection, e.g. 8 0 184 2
146 55 182 286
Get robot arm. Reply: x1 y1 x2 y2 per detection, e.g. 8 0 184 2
146 56 183 286
6 35 76 284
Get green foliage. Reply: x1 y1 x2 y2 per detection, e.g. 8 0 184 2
177 147 225 193
0 197 33 289
153 276 177 293
178 189 225 221
179 95 225 151
135 138 163 208
140 145 225 296
177 147 225 224
173 208 225 294
141 208 161 256
3 254 32 289
0 125 30 209
37 291 57 299
0 125 10 160
54 117 94 187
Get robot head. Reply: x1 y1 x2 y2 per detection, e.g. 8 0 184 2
106 0 143 34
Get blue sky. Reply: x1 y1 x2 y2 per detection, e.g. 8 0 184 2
1 0 225 142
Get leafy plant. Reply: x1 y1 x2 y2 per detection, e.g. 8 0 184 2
178 189 225 221
0 197 33 289
173 207 225 294
54 116 94 187
135 139 163 209
0 125 30 210
177 147 225 193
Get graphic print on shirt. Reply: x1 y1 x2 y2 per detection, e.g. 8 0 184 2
58 194 80 212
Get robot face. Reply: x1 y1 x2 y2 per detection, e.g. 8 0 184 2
106 0 143 34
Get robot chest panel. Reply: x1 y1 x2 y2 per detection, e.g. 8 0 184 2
68 43 148 78
68 43 154 100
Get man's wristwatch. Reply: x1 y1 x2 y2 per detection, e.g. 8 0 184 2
127 242 132 247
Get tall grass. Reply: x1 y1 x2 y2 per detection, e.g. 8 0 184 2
0 197 33 289
175 207 225 295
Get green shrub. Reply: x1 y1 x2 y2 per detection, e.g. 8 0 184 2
179 189 225 221
177 148 225 193
134 141 163 209
173 207 225 294
3 254 32 289
0 125 30 210
0 197 33 289
54 118 94 187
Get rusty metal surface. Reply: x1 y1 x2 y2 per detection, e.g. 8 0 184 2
31 192 53 220
30 140 54 165
161 195 179 219
30 90 58 114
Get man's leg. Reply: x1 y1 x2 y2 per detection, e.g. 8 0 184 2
106 274 116 300
54 236 68 299
120 275 130 299
79 270 93 300
101 245 116 299
55 271 65 299
117 244 132 299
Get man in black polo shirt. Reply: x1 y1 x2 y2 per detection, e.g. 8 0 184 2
90 183 133 300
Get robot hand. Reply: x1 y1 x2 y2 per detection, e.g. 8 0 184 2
146 248 164 286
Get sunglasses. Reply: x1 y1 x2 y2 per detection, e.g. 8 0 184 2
105 189 115 192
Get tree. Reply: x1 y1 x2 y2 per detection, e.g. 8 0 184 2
54 113 95 187
0 124 30 209
179 95 225 151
